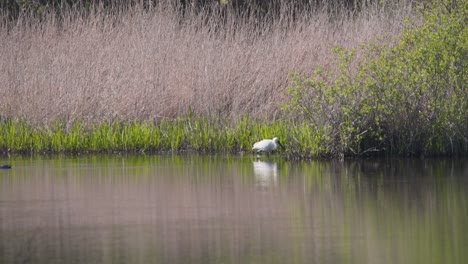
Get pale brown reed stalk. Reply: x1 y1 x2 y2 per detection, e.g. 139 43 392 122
0 1 415 126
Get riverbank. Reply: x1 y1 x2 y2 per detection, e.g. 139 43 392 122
1 1 466 158
0 115 466 158
0 116 326 158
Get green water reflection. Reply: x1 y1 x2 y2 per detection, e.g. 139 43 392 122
0 155 467 263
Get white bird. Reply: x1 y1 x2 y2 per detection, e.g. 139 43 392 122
252 137 283 156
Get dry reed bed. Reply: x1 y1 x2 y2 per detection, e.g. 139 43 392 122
0 2 414 126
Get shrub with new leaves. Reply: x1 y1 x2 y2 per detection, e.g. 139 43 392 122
285 0 468 157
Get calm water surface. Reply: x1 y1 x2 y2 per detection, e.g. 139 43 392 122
0 155 467 264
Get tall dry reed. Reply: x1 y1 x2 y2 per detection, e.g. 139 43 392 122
0 1 415 126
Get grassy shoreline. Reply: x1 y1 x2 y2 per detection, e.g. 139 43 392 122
1 116 465 158
1 1 466 158
0 116 327 158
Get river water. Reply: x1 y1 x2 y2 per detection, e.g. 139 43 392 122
0 155 467 263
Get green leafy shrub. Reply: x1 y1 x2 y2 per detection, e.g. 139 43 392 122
285 0 468 157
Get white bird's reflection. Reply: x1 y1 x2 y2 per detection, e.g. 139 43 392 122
253 161 278 188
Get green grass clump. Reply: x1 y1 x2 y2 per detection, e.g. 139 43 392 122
284 0 468 157
0 116 327 158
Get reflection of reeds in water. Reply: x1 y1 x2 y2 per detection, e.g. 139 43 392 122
0 157 466 263
0 156 296 263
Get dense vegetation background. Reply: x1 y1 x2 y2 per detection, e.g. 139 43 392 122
1 0 393 15
0 0 466 157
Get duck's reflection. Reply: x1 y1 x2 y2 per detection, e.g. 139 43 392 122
253 161 278 188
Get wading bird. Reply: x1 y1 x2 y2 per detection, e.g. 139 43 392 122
252 137 283 157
